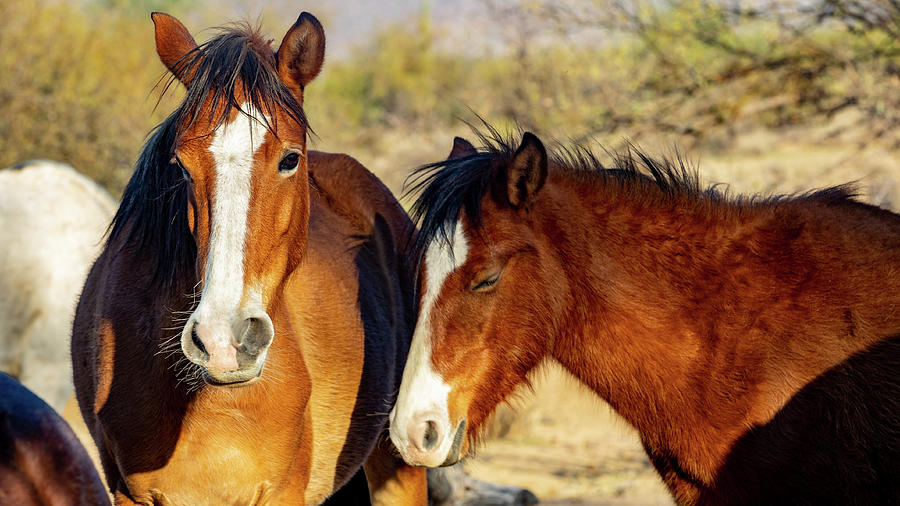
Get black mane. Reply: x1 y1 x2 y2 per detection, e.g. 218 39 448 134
405 125 859 270
109 24 308 290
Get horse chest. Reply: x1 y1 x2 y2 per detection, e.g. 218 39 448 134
121 405 308 505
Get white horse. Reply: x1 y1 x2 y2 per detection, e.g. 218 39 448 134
0 160 115 411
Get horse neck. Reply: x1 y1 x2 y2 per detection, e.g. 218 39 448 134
534 175 711 433
530 171 900 480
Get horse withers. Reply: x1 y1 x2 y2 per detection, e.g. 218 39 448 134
390 130 900 505
72 12 425 504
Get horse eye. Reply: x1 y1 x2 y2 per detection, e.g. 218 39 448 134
279 153 300 173
172 157 192 183
472 273 501 292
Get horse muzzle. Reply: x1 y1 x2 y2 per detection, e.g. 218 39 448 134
389 407 468 467
180 311 274 386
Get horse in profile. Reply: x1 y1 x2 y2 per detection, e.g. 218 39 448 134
1 372 109 505
390 130 900 505
72 12 425 504
0 160 115 411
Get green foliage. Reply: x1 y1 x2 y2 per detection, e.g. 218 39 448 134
2 0 898 196
306 8 467 140
309 0 899 153
91 0 191 15
0 1 182 193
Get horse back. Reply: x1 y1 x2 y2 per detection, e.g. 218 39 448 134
0 161 115 411
0 372 109 505
308 151 414 248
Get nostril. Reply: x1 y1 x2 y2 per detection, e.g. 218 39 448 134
240 317 258 345
237 315 273 354
191 324 207 356
423 420 439 450
233 318 251 347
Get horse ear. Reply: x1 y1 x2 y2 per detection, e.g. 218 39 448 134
448 137 477 160
152 12 199 85
277 12 326 96
506 132 547 208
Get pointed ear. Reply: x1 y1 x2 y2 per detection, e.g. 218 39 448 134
448 137 477 160
277 12 326 96
506 132 548 208
152 12 199 85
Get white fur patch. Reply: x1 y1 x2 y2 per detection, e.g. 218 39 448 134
390 221 469 465
192 104 268 335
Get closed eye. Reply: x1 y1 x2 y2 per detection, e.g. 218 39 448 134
472 272 501 292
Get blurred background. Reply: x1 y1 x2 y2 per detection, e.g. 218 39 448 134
2 0 899 504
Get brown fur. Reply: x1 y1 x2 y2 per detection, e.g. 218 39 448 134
406 132 900 505
71 13 424 505
0 372 109 506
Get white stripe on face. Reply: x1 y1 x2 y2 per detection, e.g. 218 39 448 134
390 221 469 464
192 104 268 329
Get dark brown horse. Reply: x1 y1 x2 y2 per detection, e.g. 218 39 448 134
390 130 900 505
1 372 109 505
72 12 425 505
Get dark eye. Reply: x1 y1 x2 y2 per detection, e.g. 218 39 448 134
172 157 192 183
279 152 300 173
472 273 501 292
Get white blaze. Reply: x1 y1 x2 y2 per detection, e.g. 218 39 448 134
390 221 469 464
192 105 267 337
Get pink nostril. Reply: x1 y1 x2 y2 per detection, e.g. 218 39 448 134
206 345 239 372
190 321 240 372
409 419 442 452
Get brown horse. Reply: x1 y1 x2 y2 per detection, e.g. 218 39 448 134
72 12 425 505
389 130 900 505
1 372 109 505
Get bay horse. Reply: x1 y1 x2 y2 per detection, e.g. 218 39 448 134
0 160 115 411
389 130 900 505
72 12 426 505
1 372 109 505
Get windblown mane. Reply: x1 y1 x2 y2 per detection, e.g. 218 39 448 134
108 24 309 290
405 125 859 270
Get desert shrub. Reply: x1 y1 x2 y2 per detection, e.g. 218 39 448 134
2 1 897 195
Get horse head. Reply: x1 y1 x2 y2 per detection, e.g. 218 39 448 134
151 12 325 386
